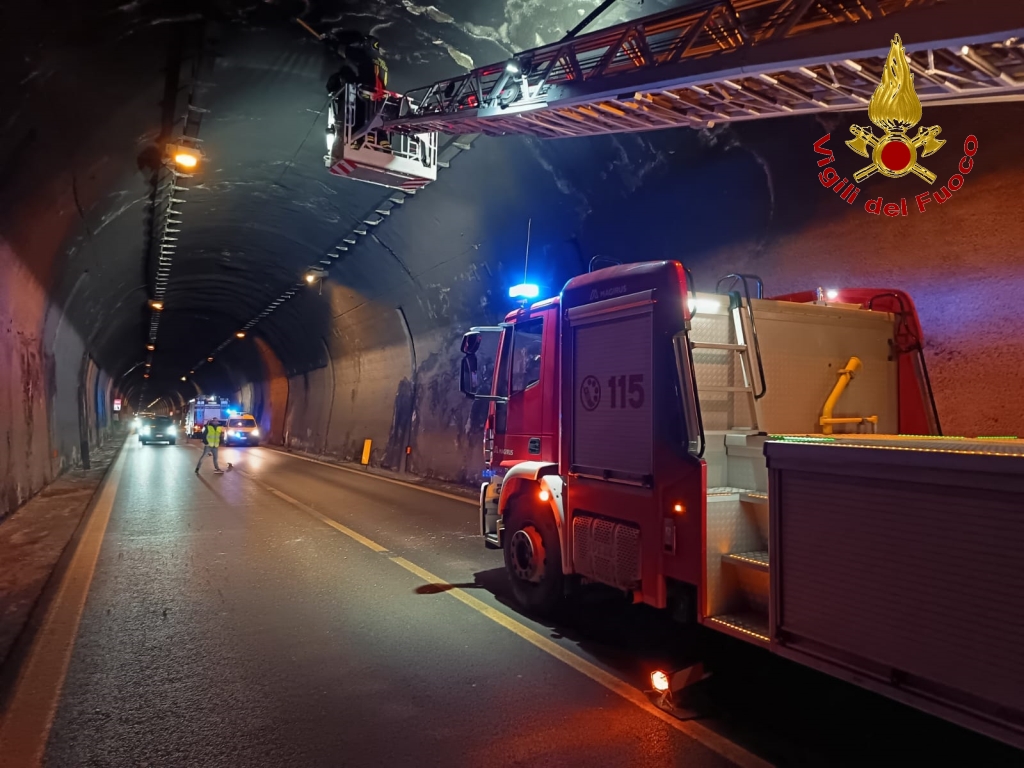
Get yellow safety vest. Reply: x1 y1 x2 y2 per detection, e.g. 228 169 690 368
205 425 223 447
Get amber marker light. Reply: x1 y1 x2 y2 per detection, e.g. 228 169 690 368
651 670 670 693
538 489 550 502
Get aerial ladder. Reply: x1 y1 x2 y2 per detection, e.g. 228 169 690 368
326 0 1023 187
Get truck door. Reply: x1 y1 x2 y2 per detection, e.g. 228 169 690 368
498 313 553 462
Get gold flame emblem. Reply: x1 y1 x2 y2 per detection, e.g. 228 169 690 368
846 34 945 184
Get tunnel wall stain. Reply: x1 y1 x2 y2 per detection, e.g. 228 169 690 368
0 240 114 521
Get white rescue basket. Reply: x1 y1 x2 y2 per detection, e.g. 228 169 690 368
325 85 438 191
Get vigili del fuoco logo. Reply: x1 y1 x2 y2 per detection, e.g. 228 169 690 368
813 34 978 217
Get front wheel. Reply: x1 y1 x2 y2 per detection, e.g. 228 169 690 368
169 439 176 446
503 499 563 616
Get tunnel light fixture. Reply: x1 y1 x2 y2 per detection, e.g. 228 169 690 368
235 331 246 339
207 357 214 362
168 144 200 170
144 373 150 379
146 344 156 351
305 267 328 285
145 362 151 368
149 300 164 310
181 376 187 381
189 370 195 374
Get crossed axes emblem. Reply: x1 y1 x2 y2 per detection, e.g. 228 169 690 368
845 124 946 184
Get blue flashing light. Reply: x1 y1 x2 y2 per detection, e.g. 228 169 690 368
509 283 539 300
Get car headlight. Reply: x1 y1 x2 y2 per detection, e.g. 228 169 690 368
142 426 151 434
229 430 238 437
252 428 259 437
169 426 177 434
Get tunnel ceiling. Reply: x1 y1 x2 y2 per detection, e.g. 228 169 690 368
1 0 689 408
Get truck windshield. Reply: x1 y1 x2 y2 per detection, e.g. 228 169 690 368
510 318 543 394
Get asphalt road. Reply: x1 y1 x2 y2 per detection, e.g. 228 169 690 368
2 440 1021 767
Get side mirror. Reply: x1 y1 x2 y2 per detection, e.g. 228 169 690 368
460 354 479 398
461 331 482 355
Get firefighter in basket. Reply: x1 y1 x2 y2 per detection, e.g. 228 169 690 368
323 28 390 149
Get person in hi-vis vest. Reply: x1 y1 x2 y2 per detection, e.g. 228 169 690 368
195 419 225 474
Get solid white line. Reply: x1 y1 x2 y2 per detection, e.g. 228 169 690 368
257 445 477 506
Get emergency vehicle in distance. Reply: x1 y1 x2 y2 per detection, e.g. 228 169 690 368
185 396 236 440
459 260 1024 749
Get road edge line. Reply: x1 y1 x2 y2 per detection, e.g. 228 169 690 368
0 443 129 767
258 446 477 506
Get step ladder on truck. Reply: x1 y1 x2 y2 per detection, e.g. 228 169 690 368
325 84 438 191
457 260 1024 750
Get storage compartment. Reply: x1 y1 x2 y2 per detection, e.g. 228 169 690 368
766 435 1024 749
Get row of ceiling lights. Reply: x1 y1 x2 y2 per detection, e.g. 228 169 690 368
140 145 203 382
187 186 416 373
135 23 214 409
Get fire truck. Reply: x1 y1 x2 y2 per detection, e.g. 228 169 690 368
185 396 235 439
458 261 1024 748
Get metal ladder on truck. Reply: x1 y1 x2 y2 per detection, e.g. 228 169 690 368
688 273 772 643
688 273 767 437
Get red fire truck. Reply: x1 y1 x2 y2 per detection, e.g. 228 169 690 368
459 260 1024 748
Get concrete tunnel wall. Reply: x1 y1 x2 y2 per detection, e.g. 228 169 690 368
243 101 1024 484
0 241 117 520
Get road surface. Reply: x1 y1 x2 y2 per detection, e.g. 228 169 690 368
0 440 1020 767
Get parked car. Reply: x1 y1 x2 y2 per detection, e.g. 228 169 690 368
140 416 178 445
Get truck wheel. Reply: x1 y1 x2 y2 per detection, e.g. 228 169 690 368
503 500 563 616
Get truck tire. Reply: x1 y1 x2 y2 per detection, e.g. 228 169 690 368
503 499 563 616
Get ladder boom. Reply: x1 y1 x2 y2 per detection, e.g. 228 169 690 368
383 0 1024 138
